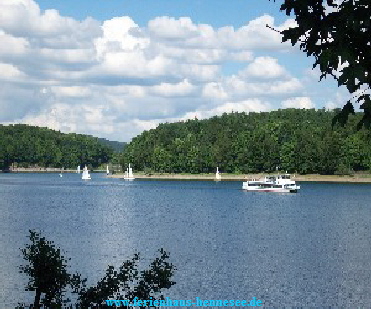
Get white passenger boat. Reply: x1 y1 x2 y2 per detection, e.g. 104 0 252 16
242 174 300 193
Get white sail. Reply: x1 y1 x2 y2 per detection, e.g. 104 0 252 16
124 163 135 180
77 165 81 174
82 165 91 180
106 165 109 175
215 167 221 181
128 163 134 178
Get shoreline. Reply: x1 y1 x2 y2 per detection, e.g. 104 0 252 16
108 173 371 183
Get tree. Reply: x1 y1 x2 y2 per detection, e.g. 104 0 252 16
79 249 176 308
18 231 176 308
269 0 371 128
19 230 84 308
0 124 113 170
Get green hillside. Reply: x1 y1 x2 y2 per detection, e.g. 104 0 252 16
97 138 126 153
0 124 114 170
121 108 371 175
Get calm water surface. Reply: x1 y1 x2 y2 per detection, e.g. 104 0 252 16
1 173 371 307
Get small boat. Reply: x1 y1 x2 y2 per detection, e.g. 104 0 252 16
123 163 135 180
106 165 110 175
242 174 300 193
82 165 91 180
215 167 221 181
77 165 81 174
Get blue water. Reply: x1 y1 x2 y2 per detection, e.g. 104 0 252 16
1 173 371 307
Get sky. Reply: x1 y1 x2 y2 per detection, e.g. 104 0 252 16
0 0 351 142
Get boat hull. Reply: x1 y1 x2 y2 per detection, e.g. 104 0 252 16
242 181 300 193
243 188 299 193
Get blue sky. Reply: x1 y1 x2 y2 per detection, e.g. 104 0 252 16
0 0 349 142
36 0 288 27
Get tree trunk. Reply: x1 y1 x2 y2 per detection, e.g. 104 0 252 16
33 289 41 308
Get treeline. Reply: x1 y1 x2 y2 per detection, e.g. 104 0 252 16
121 108 371 175
0 124 114 170
97 137 126 152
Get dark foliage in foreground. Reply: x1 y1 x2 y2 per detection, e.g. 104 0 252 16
269 0 371 128
17 230 176 308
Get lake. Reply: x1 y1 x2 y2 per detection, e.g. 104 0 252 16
1 173 371 307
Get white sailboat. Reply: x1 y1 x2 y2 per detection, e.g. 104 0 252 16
106 165 110 175
124 163 135 180
77 165 81 174
59 167 63 177
215 167 221 181
82 165 91 180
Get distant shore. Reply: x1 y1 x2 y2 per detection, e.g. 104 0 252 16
108 173 371 183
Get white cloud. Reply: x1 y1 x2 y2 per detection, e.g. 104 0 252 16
0 0 326 141
181 99 271 120
39 48 97 64
324 89 350 110
281 97 314 109
148 16 198 39
95 16 149 58
0 0 101 47
230 51 254 62
50 86 92 98
147 14 295 51
0 63 25 79
270 78 303 94
240 56 287 79
223 76 303 97
325 101 338 110
202 82 228 99
150 79 196 97
0 30 29 56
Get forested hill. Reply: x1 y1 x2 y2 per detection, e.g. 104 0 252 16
97 138 126 153
0 124 114 170
121 108 371 175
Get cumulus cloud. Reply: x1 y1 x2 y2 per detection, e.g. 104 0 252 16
0 0 101 47
281 97 315 109
0 30 29 56
223 75 303 98
148 17 199 40
50 86 92 98
150 79 197 97
149 14 295 51
180 99 272 120
0 63 25 79
239 56 287 79
0 0 324 141
202 82 228 99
